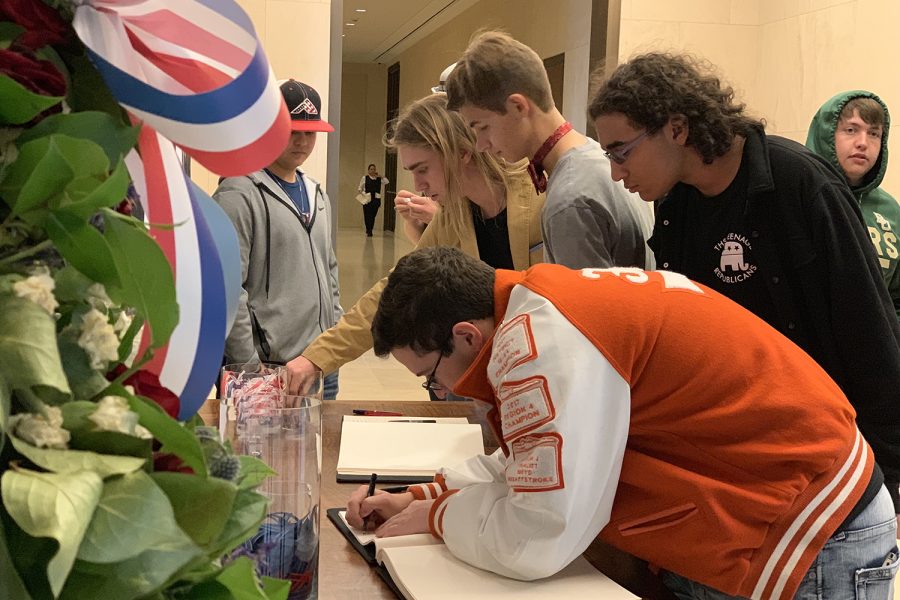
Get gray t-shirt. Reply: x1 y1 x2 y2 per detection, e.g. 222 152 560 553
543 138 655 270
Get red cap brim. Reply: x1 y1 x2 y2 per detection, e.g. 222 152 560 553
290 119 334 133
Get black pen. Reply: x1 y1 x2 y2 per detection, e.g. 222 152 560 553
362 472 378 530
388 419 437 423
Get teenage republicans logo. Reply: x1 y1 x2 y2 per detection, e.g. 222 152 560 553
714 233 757 283
291 98 318 116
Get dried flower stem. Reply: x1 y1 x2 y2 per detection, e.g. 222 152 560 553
0 239 53 267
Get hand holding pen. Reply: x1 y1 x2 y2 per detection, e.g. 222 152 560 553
362 473 378 530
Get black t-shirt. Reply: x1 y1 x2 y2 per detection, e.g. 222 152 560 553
472 205 514 270
680 159 776 325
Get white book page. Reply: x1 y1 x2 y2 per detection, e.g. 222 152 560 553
378 545 637 600
343 416 470 424
337 421 485 476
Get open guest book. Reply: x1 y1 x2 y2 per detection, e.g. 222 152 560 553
327 509 637 599
336 416 485 483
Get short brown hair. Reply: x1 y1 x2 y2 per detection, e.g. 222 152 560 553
840 97 884 128
445 31 554 114
372 247 495 356
589 52 762 164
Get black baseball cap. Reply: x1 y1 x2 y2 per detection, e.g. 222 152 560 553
279 79 334 133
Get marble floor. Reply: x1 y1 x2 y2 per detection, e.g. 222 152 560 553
332 226 424 401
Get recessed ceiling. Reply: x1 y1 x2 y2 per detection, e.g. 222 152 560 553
342 0 480 64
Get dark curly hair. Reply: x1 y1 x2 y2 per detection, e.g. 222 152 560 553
588 53 763 164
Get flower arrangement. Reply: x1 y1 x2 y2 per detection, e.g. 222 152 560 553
0 1 289 598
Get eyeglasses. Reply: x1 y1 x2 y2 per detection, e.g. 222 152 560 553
604 130 649 165
421 345 448 391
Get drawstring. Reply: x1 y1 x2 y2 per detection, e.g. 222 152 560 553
263 196 272 297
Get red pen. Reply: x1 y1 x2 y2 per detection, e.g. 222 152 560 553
352 409 404 416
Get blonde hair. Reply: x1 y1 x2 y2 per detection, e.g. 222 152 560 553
386 93 517 235
445 30 553 113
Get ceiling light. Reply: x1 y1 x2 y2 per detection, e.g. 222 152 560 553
345 22 355 26
355 8 366 12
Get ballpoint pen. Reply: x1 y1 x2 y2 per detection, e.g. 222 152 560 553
352 409 404 416
362 472 378 530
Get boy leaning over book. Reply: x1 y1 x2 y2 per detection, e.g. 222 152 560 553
344 246 898 600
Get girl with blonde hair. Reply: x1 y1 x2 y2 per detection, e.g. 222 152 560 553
284 93 544 395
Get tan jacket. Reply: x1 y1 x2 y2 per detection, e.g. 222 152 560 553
302 169 544 374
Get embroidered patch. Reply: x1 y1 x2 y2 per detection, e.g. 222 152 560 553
489 314 537 384
498 376 555 442
507 433 564 492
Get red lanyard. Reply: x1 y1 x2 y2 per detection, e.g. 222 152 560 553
527 121 573 193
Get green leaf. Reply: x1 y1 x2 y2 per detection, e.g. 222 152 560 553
0 22 25 45
117 312 143 363
16 111 140 166
77 470 192 564
0 74 63 126
56 335 111 400
45 209 120 291
214 557 269 600
60 400 100 432
0 371 9 454
0 507 55 600
237 455 277 490
62 51 129 124
9 435 145 478
208 489 268 557
0 294 71 400
61 160 130 219
151 472 236 549
52 265 93 303
63 536 202 600
1 467 103 597
0 514 33 600
261 577 291 600
102 210 178 347
1 135 108 221
126 393 207 477
67 430 152 464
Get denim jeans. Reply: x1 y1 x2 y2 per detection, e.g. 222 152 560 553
661 486 898 600
323 371 338 401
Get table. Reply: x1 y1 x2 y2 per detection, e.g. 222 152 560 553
201 400 654 599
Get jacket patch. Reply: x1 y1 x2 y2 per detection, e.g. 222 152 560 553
498 376 555 443
714 234 758 283
489 314 537 384
507 432 564 492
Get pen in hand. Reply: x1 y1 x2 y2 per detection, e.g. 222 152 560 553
362 472 378 530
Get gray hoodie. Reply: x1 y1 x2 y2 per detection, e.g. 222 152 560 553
214 169 342 364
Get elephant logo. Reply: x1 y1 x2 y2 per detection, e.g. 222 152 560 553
720 241 749 272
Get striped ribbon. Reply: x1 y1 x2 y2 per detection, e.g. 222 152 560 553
73 0 289 418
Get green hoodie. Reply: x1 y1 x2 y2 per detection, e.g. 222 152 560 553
807 90 900 318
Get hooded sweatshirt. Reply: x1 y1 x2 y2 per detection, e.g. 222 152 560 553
806 90 900 318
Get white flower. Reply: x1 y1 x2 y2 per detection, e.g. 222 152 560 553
77 308 120 370
89 396 152 439
86 282 113 311
9 406 70 449
113 310 133 338
13 269 59 315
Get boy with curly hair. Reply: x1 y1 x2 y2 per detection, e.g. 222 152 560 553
589 53 900 592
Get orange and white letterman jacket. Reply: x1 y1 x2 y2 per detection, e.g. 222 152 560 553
407 265 874 600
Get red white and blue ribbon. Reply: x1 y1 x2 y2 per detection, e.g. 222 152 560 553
73 0 289 418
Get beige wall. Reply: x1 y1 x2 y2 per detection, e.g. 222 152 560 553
191 0 334 196
338 62 389 230
619 0 900 194
385 0 593 197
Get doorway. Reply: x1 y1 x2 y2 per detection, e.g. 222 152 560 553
382 61 400 232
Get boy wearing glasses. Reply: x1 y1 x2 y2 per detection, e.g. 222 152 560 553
589 53 900 519
347 247 897 598
445 31 653 270
806 91 900 319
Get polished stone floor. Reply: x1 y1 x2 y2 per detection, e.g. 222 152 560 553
332 227 424 401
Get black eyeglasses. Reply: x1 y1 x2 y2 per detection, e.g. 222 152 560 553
604 130 649 165
421 350 445 391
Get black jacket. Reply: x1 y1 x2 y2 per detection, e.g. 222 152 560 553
649 127 900 508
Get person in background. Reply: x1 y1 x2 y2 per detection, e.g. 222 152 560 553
358 163 389 237
284 93 544 395
806 90 900 318
214 79 341 399
347 246 897 599
589 52 900 515
445 31 654 269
